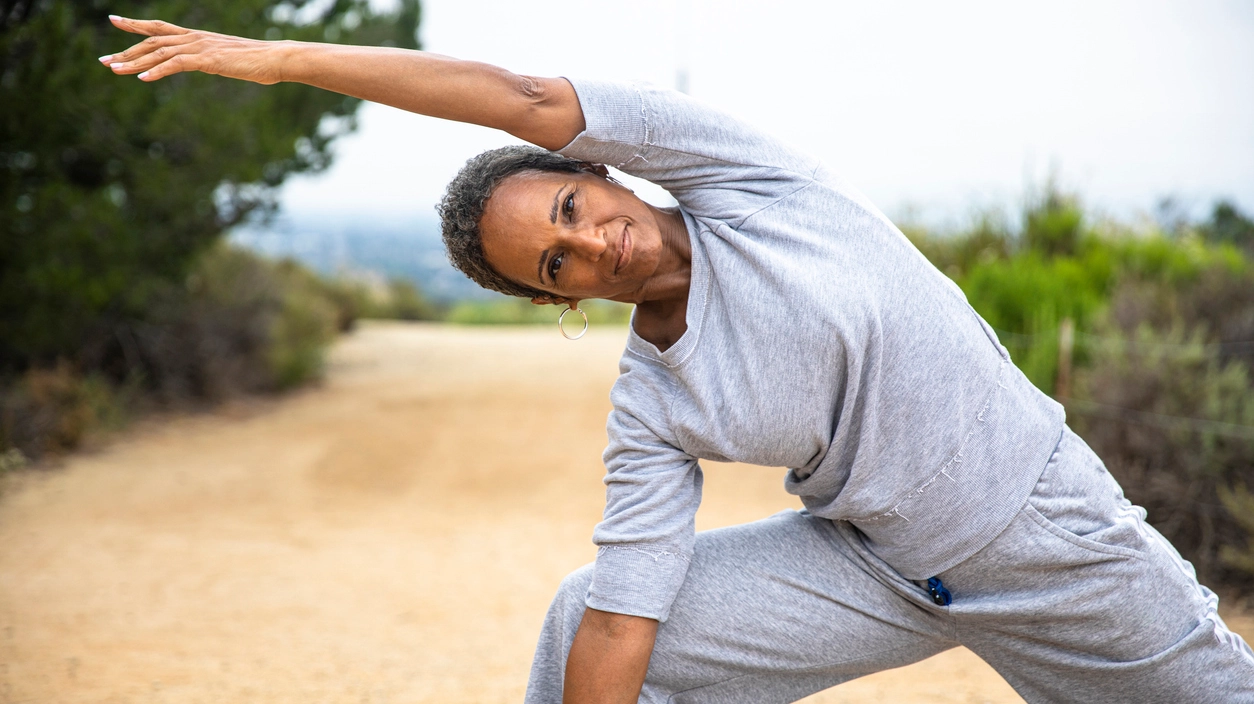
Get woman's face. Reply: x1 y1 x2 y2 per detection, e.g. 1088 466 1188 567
478 169 666 305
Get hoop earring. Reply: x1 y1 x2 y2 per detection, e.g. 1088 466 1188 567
559 306 588 340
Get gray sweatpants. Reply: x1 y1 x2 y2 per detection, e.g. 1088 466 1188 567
525 428 1254 703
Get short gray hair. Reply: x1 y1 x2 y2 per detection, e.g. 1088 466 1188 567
437 145 605 299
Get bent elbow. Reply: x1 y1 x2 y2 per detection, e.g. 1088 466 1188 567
509 74 585 151
516 74 547 104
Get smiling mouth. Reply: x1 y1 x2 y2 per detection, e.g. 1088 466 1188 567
615 224 633 275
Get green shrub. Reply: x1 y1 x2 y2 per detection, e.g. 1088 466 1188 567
268 262 339 390
446 298 633 326
0 245 343 460
1072 267 1254 593
382 280 441 321
960 248 1113 391
298 275 442 325
904 209 1013 282
156 244 339 396
0 363 128 461
1106 234 1245 286
907 199 1254 595
0 0 420 377
305 277 366 333
1024 188 1084 258
1 2 422 462
0 448 29 474
1200 200 1254 254
1218 483 1254 576
352 278 441 321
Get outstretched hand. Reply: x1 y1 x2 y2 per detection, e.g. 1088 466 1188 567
99 15 286 84
97 14 586 151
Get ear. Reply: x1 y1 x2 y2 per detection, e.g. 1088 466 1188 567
530 295 575 307
579 162 612 180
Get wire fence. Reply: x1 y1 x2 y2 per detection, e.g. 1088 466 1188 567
992 327 1254 358
1061 398 1254 441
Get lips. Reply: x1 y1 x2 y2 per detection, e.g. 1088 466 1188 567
615 223 633 275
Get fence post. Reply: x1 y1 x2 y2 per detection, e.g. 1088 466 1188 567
1056 317 1075 399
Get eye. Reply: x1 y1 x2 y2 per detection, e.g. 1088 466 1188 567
548 252 563 282
563 192 575 219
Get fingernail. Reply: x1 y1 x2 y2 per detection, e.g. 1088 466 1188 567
98 54 112 63
110 63 123 69
109 14 122 20
138 71 150 80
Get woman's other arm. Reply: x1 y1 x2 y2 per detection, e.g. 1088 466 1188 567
564 608 658 704
100 16 584 151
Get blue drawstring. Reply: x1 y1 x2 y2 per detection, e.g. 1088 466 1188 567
927 577 952 606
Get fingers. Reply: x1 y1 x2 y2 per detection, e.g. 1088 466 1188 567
121 52 197 82
100 17 199 81
99 23 279 85
139 54 204 82
108 15 190 38
100 33 198 75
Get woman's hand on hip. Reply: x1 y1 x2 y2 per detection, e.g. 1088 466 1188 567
100 15 287 84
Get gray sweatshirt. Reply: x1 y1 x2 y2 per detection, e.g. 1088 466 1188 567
557 80 1065 622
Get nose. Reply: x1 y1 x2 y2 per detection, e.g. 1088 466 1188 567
566 222 608 261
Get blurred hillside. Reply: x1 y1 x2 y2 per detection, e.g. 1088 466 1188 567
230 213 485 303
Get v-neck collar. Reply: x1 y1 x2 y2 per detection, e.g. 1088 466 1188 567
625 209 709 368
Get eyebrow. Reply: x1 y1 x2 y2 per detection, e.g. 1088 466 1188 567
537 248 549 285
549 184 565 224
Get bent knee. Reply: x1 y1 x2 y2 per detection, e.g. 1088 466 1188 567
554 563 595 609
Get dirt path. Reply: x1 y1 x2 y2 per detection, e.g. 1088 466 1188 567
1 323 1248 703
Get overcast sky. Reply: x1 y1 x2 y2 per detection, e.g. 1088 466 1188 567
276 0 1254 228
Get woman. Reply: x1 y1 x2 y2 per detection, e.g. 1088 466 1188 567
101 15 1254 703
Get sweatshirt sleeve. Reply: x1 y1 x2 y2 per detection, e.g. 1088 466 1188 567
586 369 703 622
557 79 819 227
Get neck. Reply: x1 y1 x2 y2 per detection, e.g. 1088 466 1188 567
613 204 691 306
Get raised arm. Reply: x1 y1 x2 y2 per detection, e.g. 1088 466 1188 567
102 17 654 701
99 16 584 151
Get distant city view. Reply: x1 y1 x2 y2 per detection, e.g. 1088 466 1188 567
230 212 492 303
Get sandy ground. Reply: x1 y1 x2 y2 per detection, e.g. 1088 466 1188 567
1 322 1249 704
